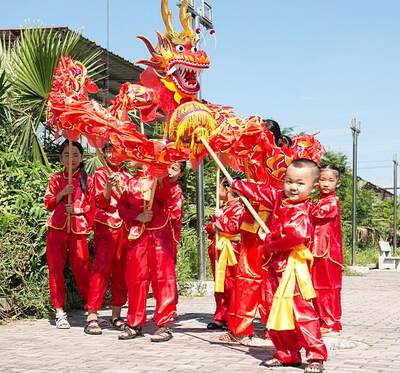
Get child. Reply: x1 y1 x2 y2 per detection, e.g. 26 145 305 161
231 159 327 373
220 121 291 343
311 164 344 334
205 178 245 330
117 162 185 342
44 140 94 329
84 143 131 335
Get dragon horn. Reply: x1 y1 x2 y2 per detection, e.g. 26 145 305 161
180 0 194 38
137 35 161 57
161 0 176 36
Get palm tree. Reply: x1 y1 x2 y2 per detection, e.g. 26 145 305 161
1 27 104 166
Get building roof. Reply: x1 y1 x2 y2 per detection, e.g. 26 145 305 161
0 26 144 102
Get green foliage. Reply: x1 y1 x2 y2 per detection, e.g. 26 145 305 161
0 151 53 318
0 27 104 165
322 150 395 266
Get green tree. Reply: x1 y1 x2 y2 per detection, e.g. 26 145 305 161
0 27 103 165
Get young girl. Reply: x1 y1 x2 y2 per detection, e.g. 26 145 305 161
205 178 245 330
84 143 132 335
312 164 344 334
117 162 185 342
44 140 94 329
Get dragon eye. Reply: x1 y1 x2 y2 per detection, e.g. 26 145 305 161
191 46 198 53
175 45 185 53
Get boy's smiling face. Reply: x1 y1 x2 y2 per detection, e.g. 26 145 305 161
284 164 318 202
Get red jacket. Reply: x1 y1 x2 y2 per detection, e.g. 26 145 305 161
44 170 94 234
205 198 245 251
231 180 315 271
93 166 131 229
118 171 171 236
312 193 343 266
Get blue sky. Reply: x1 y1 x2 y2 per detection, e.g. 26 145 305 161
2 0 400 188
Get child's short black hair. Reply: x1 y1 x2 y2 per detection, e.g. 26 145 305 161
290 158 320 182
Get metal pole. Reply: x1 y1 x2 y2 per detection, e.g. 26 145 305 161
178 0 213 281
350 118 360 266
394 154 398 254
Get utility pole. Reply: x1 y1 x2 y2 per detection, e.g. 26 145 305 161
350 118 361 266
393 154 398 254
177 1 214 281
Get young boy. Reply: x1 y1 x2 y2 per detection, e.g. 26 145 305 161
311 164 343 334
231 158 327 373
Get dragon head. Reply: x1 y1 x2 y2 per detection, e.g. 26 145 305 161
136 0 210 103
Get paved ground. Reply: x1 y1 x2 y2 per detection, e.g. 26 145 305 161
1 271 400 373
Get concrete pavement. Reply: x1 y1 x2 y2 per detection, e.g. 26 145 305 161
1 271 400 372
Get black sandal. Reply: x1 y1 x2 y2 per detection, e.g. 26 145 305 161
110 317 126 331
84 320 102 335
118 325 142 340
150 326 173 342
304 361 324 373
207 321 226 330
261 358 302 368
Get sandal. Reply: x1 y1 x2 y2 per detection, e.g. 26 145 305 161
261 358 302 368
84 319 102 335
110 317 126 331
55 312 70 329
218 331 252 346
304 361 324 373
150 326 173 342
118 325 142 340
207 321 226 330
97 317 111 328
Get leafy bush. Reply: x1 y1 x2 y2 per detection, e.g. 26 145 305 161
0 151 53 318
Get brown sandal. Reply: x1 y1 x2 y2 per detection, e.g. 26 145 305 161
84 320 102 335
110 317 126 331
218 332 252 346
261 358 302 368
304 361 324 373
118 325 142 340
150 326 173 342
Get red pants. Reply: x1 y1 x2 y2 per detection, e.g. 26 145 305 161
46 228 90 309
125 228 177 328
267 270 328 364
85 223 127 311
227 231 268 335
312 258 342 332
208 242 239 323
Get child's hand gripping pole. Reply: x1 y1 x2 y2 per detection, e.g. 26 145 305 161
95 149 122 195
200 137 270 236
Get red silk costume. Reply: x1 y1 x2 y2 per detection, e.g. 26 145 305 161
44 170 94 309
85 165 132 312
232 180 328 364
311 192 343 332
118 172 178 328
205 198 245 324
169 181 184 258
227 201 270 336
